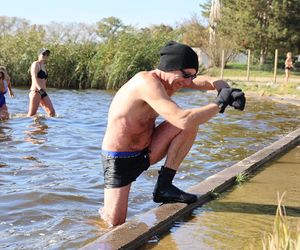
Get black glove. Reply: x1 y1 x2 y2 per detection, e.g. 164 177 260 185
214 87 233 113
231 88 246 111
38 88 48 99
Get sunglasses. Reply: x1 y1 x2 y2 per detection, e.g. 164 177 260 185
42 52 50 56
180 69 197 80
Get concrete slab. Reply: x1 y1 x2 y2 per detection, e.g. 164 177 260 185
82 127 300 250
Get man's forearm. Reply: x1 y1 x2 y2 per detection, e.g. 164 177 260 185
175 103 220 130
189 76 215 90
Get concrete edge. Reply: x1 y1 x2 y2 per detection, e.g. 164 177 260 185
82 127 300 250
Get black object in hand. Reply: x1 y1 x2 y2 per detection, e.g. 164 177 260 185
214 87 246 113
231 88 246 111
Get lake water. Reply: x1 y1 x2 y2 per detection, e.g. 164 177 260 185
0 88 299 249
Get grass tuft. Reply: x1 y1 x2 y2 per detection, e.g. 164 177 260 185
262 193 300 250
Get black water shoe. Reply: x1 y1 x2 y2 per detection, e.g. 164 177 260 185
153 184 197 204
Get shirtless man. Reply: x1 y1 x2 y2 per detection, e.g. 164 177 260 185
27 48 55 117
101 41 246 226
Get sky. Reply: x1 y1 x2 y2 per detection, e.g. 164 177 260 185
1 0 207 28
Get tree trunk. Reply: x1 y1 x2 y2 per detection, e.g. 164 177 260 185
259 48 266 65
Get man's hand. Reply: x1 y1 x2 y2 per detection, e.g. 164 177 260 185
214 87 246 113
214 87 232 113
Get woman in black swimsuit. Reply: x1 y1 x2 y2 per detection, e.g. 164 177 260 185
27 48 55 117
285 52 294 84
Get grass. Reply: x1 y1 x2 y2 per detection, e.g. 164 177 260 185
206 63 300 78
201 63 300 99
262 193 300 250
207 67 280 78
235 172 249 185
230 81 300 99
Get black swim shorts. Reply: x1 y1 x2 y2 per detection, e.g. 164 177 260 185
101 148 150 188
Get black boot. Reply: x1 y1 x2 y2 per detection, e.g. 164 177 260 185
153 166 197 204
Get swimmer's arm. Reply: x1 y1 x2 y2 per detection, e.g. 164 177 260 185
7 79 14 97
140 80 220 130
30 62 44 90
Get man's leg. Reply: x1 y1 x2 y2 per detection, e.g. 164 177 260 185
149 121 199 203
101 184 131 226
149 121 198 168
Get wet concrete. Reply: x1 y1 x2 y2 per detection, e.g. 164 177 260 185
82 128 300 250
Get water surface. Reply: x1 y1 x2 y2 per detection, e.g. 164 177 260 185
0 88 299 249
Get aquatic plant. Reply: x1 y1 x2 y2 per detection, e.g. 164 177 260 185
262 193 300 250
235 172 249 184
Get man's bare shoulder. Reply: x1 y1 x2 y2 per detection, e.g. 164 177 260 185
132 70 164 91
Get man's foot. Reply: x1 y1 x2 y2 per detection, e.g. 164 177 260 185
153 184 197 204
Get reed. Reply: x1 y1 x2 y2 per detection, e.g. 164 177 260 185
262 193 300 250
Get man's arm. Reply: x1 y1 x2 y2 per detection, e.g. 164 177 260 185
187 75 215 90
139 76 220 130
187 76 231 91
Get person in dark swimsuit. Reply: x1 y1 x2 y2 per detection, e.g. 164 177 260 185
285 52 294 83
27 48 55 117
0 67 14 120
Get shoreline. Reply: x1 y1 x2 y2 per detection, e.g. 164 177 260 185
245 91 300 107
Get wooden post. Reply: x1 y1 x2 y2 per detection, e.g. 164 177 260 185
246 49 251 81
221 50 225 79
273 49 278 83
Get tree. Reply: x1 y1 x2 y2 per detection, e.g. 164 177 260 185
96 16 129 41
180 7 238 67
0 16 30 35
212 0 300 65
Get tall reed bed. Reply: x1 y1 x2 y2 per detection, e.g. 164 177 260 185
0 19 178 89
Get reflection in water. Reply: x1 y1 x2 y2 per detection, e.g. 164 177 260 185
24 116 49 145
0 125 12 143
145 146 300 250
0 89 300 249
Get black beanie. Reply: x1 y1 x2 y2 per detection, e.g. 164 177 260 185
157 41 199 73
